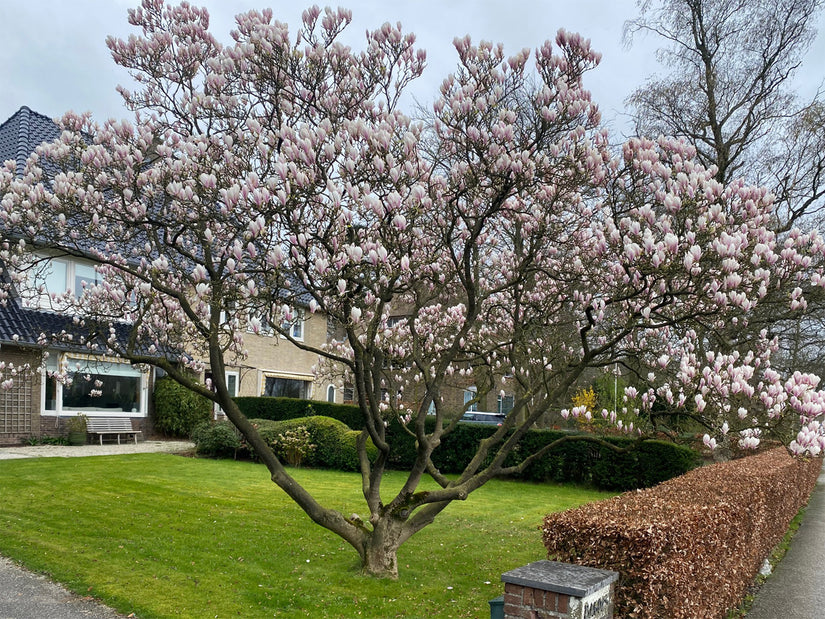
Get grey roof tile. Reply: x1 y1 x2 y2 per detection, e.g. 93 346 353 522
0 106 61 177
0 107 98 350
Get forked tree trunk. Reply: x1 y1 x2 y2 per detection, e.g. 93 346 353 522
360 516 407 579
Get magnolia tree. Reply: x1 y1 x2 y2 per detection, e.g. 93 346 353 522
2 0 825 578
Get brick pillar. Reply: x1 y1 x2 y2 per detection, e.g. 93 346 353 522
500 560 617 619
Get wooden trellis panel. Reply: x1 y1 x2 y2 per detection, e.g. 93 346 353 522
0 368 33 434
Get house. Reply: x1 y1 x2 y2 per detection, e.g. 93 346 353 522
0 106 153 444
336 311 519 422
0 106 343 444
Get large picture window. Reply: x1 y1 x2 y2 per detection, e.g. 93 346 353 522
263 376 309 399
42 354 145 415
63 372 141 412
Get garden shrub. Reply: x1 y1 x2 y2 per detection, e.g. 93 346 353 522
234 397 363 429
543 448 823 619
635 440 703 488
271 425 315 466
517 431 597 485
433 422 500 471
590 439 703 491
590 449 640 491
152 376 212 438
247 416 376 471
191 420 240 458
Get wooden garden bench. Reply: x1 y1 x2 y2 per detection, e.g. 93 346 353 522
86 417 142 445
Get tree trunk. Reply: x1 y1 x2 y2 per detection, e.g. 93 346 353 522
360 517 406 579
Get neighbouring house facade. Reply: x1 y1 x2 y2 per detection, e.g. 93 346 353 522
0 263 153 445
340 312 519 422
210 307 339 408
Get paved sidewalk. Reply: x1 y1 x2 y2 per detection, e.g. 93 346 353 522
0 556 129 619
746 460 825 618
0 440 193 618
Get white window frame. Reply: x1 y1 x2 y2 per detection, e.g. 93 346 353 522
214 370 239 419
247 313 275 336
281 308 305 341
497 393 515 415
463 386 479 412
326 385 336 403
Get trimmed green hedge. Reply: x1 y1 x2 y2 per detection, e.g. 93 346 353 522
590 439 703 490
385 419 701 491
153 376 213 438
228 397 700 489
234 397 364 430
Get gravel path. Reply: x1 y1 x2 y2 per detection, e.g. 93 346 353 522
0 556 131 619
0 440 194 460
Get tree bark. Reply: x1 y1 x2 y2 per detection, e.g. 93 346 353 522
359 517 406 579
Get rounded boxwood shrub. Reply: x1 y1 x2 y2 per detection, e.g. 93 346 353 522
191 420 240 458
153 376 212 438
248 416 377 471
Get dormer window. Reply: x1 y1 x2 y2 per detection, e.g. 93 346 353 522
43 259 68 296
22 254 103 309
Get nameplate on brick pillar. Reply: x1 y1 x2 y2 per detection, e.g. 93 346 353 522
501 560 618 619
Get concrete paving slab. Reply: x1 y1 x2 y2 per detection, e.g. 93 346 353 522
0 441 194 460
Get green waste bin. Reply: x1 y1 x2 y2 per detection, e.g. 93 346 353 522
489 595 504 619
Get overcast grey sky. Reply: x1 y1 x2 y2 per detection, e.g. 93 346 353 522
1 0 824 137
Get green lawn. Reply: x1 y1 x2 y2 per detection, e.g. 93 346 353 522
0 454 612 618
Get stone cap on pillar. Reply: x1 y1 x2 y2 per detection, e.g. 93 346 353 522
501 560 618 598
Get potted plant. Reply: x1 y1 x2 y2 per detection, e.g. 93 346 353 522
66 414 88 446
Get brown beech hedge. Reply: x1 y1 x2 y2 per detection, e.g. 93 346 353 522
542 448 822 618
